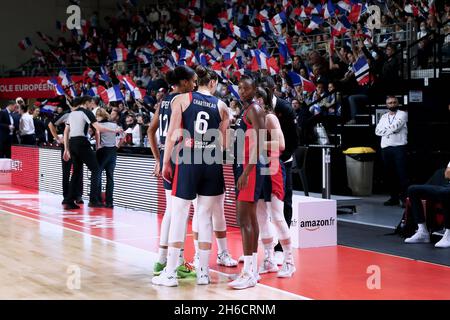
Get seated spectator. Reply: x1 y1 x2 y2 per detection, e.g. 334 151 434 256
417 21 428 40
404 163 450 248
309 83 327 116
323 82 342 117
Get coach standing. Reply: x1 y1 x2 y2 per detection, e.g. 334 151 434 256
260 76 299 264
375 96 408 208
63 96 121 210
0 101 16 158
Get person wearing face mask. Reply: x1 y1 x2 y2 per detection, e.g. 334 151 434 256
375 96 408 208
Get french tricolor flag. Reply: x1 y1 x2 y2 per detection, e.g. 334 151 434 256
222 52 237 67
219 37 237 53
87 86 98 97
68 85 79 98
271 11 287 25
245 26 262 38
137 51 152 64
228 85 240 101
218 11 229 26
83 68 97 80
161 58 175 73
178 48 194 65
352 56 371 86
165 32 176 44
337 0 352 13
47 79 65 96
267 57 280 76
107 85 125 102
194 52 209 66
99 66 111 82
149 40 165 53
81 41 92 51
287 71 316 92
348 3 363 23
18 37 32 50
324 0 336 19
203 23 214 39
278 42 291 65
229 22 248 40
306 16 323 32
111 48 128 62
257 9 269 21
58 69 72 86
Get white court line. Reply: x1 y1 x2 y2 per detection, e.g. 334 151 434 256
0 191 19 194
0 206 311 300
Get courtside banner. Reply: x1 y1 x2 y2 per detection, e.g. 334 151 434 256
0 76 83 99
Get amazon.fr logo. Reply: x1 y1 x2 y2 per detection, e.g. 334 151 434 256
292 217 335 231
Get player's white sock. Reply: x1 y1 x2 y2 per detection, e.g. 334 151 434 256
243 256 253 274
166 247 181 274
216 237 228 254
177 248 185 267
198 249 211 273
158 248 168 264
252 252 258 277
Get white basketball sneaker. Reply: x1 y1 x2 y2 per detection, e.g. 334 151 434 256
277 261 296 278
435 230 450 248
273 251 284 266
258 258 279 274
217 251 238 267
404 231 430 244
151 268 178 287
228 271 257 290
196 267 210 285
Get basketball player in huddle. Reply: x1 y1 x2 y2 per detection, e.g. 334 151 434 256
147 66 198 279
254 87 296 278
153 66 230 287
228 76 266 290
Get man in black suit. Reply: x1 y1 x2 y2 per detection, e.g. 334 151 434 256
0 101 17 158
260 76 299 264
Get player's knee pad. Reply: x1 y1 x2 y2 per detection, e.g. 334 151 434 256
160 190 173 246
168 197 191 243
196 196 217 243
257 200 272 240
212 194 226 232
270 196 290 241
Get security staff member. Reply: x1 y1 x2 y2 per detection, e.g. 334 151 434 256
0 101 16 158
48 103 83 205
63 96 121 210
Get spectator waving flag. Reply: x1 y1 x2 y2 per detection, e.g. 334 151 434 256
352 56 371 86
111 47 128 62
58 69 72 86
306 16 323 32
18 37 32 50
99 66 111 82
287 71 316 92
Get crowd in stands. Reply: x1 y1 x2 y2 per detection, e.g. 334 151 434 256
7 0 450 146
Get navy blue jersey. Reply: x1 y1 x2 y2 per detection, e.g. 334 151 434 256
158 93 178 147
181 92 222 152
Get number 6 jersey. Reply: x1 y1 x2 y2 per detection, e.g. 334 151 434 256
171 91 225 200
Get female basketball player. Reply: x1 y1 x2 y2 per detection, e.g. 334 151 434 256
228 76 266 290
254 87 296 278
191 72 238 270
153 66 230 287
147 66 197 279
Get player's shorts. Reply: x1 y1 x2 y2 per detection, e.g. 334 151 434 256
172 160 225 200
233 162 264 203
259 159 286 202
160 149 173 190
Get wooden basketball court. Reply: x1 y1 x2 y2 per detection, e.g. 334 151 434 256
0 185 449 300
